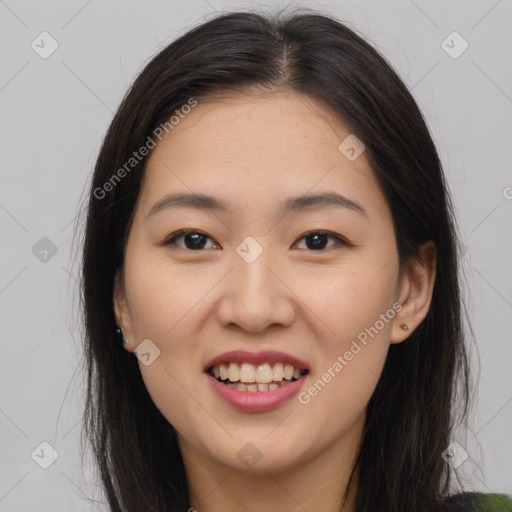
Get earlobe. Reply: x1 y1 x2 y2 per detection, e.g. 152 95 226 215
113 269 134 350
391 241 437 344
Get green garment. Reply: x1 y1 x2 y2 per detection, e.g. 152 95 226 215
445 493 512 511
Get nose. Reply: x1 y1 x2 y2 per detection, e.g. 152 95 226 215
215 247 296 333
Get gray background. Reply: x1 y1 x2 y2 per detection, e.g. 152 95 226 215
1 0 511 510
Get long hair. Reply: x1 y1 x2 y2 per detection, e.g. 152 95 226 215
80 8 470 511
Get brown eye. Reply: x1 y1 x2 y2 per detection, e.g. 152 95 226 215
294 231 347 251
164 229 219 250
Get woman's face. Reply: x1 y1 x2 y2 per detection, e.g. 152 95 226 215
114 90 426 474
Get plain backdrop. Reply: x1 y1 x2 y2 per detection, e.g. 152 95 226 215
1 0 511 510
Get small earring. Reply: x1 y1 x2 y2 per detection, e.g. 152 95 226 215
400 323 409 331
115 327 128 345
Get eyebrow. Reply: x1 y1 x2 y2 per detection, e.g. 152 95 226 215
146 191 367 218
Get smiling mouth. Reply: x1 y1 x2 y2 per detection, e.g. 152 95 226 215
207 362 309 392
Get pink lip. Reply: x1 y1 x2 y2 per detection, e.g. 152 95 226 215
203 350 310 372
206 372 309 412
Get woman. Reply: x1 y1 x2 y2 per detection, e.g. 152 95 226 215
80 8 512 512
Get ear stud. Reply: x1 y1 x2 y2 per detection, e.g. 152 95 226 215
116 327 128 345
400 323 409 331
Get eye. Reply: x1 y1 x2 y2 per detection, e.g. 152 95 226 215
164 229 348 252
164 229 219 250
294 230 348 251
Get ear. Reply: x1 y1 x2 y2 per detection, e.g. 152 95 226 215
391 241 437 344
113 269 134 351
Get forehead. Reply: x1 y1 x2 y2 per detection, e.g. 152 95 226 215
147 90 355 166
138 90 387 219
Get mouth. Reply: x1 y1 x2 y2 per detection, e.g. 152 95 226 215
206 362 309 392
204 350 310 412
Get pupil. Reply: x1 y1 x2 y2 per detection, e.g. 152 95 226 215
307 233 327 250
185 233 206 250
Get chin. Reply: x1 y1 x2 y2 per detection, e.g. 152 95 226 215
200 430 313 474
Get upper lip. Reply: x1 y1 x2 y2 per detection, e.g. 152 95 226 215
204 350 310 372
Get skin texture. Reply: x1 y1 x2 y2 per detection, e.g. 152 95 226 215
113 90 436 512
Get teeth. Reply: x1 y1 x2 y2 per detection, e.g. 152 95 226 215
223 380 296 391
228 362 239 382
272 362 284 381
239 363 256 383
255 364 272 383
210 362 307 384
219 364 228 380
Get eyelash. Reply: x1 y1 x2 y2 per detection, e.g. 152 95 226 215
163 229 349 251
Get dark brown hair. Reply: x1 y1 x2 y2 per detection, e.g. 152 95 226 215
79 7 470 511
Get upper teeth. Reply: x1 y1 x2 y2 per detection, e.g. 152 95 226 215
211 362 305 383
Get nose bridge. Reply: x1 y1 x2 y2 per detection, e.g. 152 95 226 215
237 245 275 295
233 236 278 304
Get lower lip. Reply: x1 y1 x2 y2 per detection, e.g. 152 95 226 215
206 372 308 412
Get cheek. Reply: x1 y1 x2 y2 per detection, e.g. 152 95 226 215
293 258 399 348
297 269 397 416
124 246 208 342
123 257 208 435
297 335 389 448
123 248 211 402
293 261 398 417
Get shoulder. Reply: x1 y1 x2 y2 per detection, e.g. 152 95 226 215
443 492 512 512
